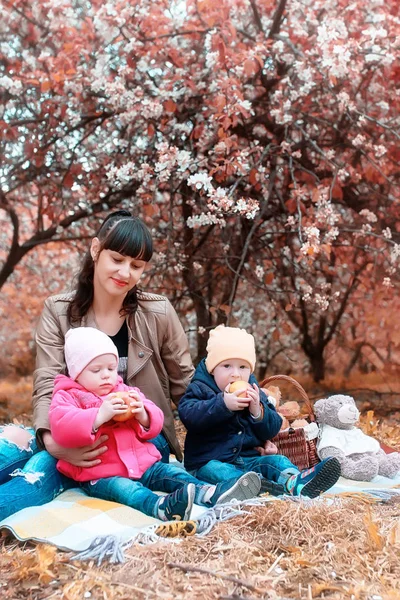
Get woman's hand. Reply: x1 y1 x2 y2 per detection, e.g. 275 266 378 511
42 431 109 467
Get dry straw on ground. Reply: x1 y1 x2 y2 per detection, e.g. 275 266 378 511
2 494 400 600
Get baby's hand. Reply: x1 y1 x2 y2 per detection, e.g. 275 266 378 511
94 393 127 428
256 440 278 455
223 385 252 412
126 391 149 428
248 384 262 418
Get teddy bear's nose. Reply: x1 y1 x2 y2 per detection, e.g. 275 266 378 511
338 404 360 424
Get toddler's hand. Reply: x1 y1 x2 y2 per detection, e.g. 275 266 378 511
94 393 128 429
248 384 262 418
127 391 150 428
255 440 278 456
223 385 252 412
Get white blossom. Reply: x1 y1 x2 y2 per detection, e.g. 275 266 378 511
359 209 378 223
187 173 214 193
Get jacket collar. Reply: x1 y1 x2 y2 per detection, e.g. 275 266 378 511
193 359 221 393
126 318 153 379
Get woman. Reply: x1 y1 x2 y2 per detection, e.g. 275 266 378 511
0 210 194 520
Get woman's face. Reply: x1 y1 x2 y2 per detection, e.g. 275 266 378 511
91 239 147 297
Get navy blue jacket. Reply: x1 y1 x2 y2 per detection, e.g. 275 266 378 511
178 359 283 471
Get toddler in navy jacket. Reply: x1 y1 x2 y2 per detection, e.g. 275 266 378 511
179 325 341 498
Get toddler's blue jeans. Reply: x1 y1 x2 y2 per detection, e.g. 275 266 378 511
0 426 170 521
190 454 299 487
81 461 212 518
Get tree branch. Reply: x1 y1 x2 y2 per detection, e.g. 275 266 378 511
268 0 288 39
225 169 276 324
167 562 260 592
249 0 264 33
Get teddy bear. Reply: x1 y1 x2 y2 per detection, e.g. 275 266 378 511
313 394 400 481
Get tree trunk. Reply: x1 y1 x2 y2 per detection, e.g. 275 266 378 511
309 352 326 382
192 296 211 364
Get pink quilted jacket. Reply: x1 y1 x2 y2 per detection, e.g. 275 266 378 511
49 374 163 481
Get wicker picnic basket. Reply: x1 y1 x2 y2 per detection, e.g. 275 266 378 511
259 374 320 471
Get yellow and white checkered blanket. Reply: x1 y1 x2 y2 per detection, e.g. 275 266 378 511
0 488 161 552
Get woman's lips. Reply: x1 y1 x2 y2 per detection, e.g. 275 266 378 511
111 278 128 287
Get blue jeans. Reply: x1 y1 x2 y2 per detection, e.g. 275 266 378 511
0 426 76 521
0 426 37 484
81 461 212 518
152 433 170 463
0 427 170 521
191 455 299 487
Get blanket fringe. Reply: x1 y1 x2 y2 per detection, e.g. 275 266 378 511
70 498 270 565
71 528 162 566
71 535 130 565
196 501 254 536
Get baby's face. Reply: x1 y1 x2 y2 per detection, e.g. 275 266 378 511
76 353 118 396
212 359 251 392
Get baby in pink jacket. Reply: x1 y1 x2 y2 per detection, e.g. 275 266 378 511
49 327 261 522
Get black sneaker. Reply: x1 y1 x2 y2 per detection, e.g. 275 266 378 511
260 478 285 497
287 457 341 499
158 483 195 521
211 472 261 505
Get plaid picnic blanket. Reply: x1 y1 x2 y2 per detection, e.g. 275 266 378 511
0 487 262 563
0 488 161 551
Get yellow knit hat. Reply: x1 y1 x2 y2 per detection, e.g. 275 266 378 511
205 325 256 373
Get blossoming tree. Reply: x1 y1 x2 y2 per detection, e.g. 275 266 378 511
1 0 399 378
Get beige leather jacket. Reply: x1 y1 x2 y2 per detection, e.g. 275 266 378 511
33 290 194 460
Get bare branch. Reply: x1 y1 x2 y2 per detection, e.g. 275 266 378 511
249 0 264 33
268 0 288 38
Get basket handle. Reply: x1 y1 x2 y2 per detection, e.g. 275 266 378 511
259 374 315 422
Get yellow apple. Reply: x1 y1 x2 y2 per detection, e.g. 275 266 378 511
229 380 249 398
112 392 134 422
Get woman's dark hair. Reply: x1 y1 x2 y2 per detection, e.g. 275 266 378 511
68 211 153 323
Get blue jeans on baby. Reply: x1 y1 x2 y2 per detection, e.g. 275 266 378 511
0 426 171 521
190 454 299 487
81 460 212 518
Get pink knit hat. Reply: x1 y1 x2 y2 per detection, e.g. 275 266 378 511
205 324 256 373
64 327 119 380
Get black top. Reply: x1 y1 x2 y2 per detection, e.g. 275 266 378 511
109 320 129 382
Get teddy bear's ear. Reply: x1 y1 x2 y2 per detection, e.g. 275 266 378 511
313 398 327 419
